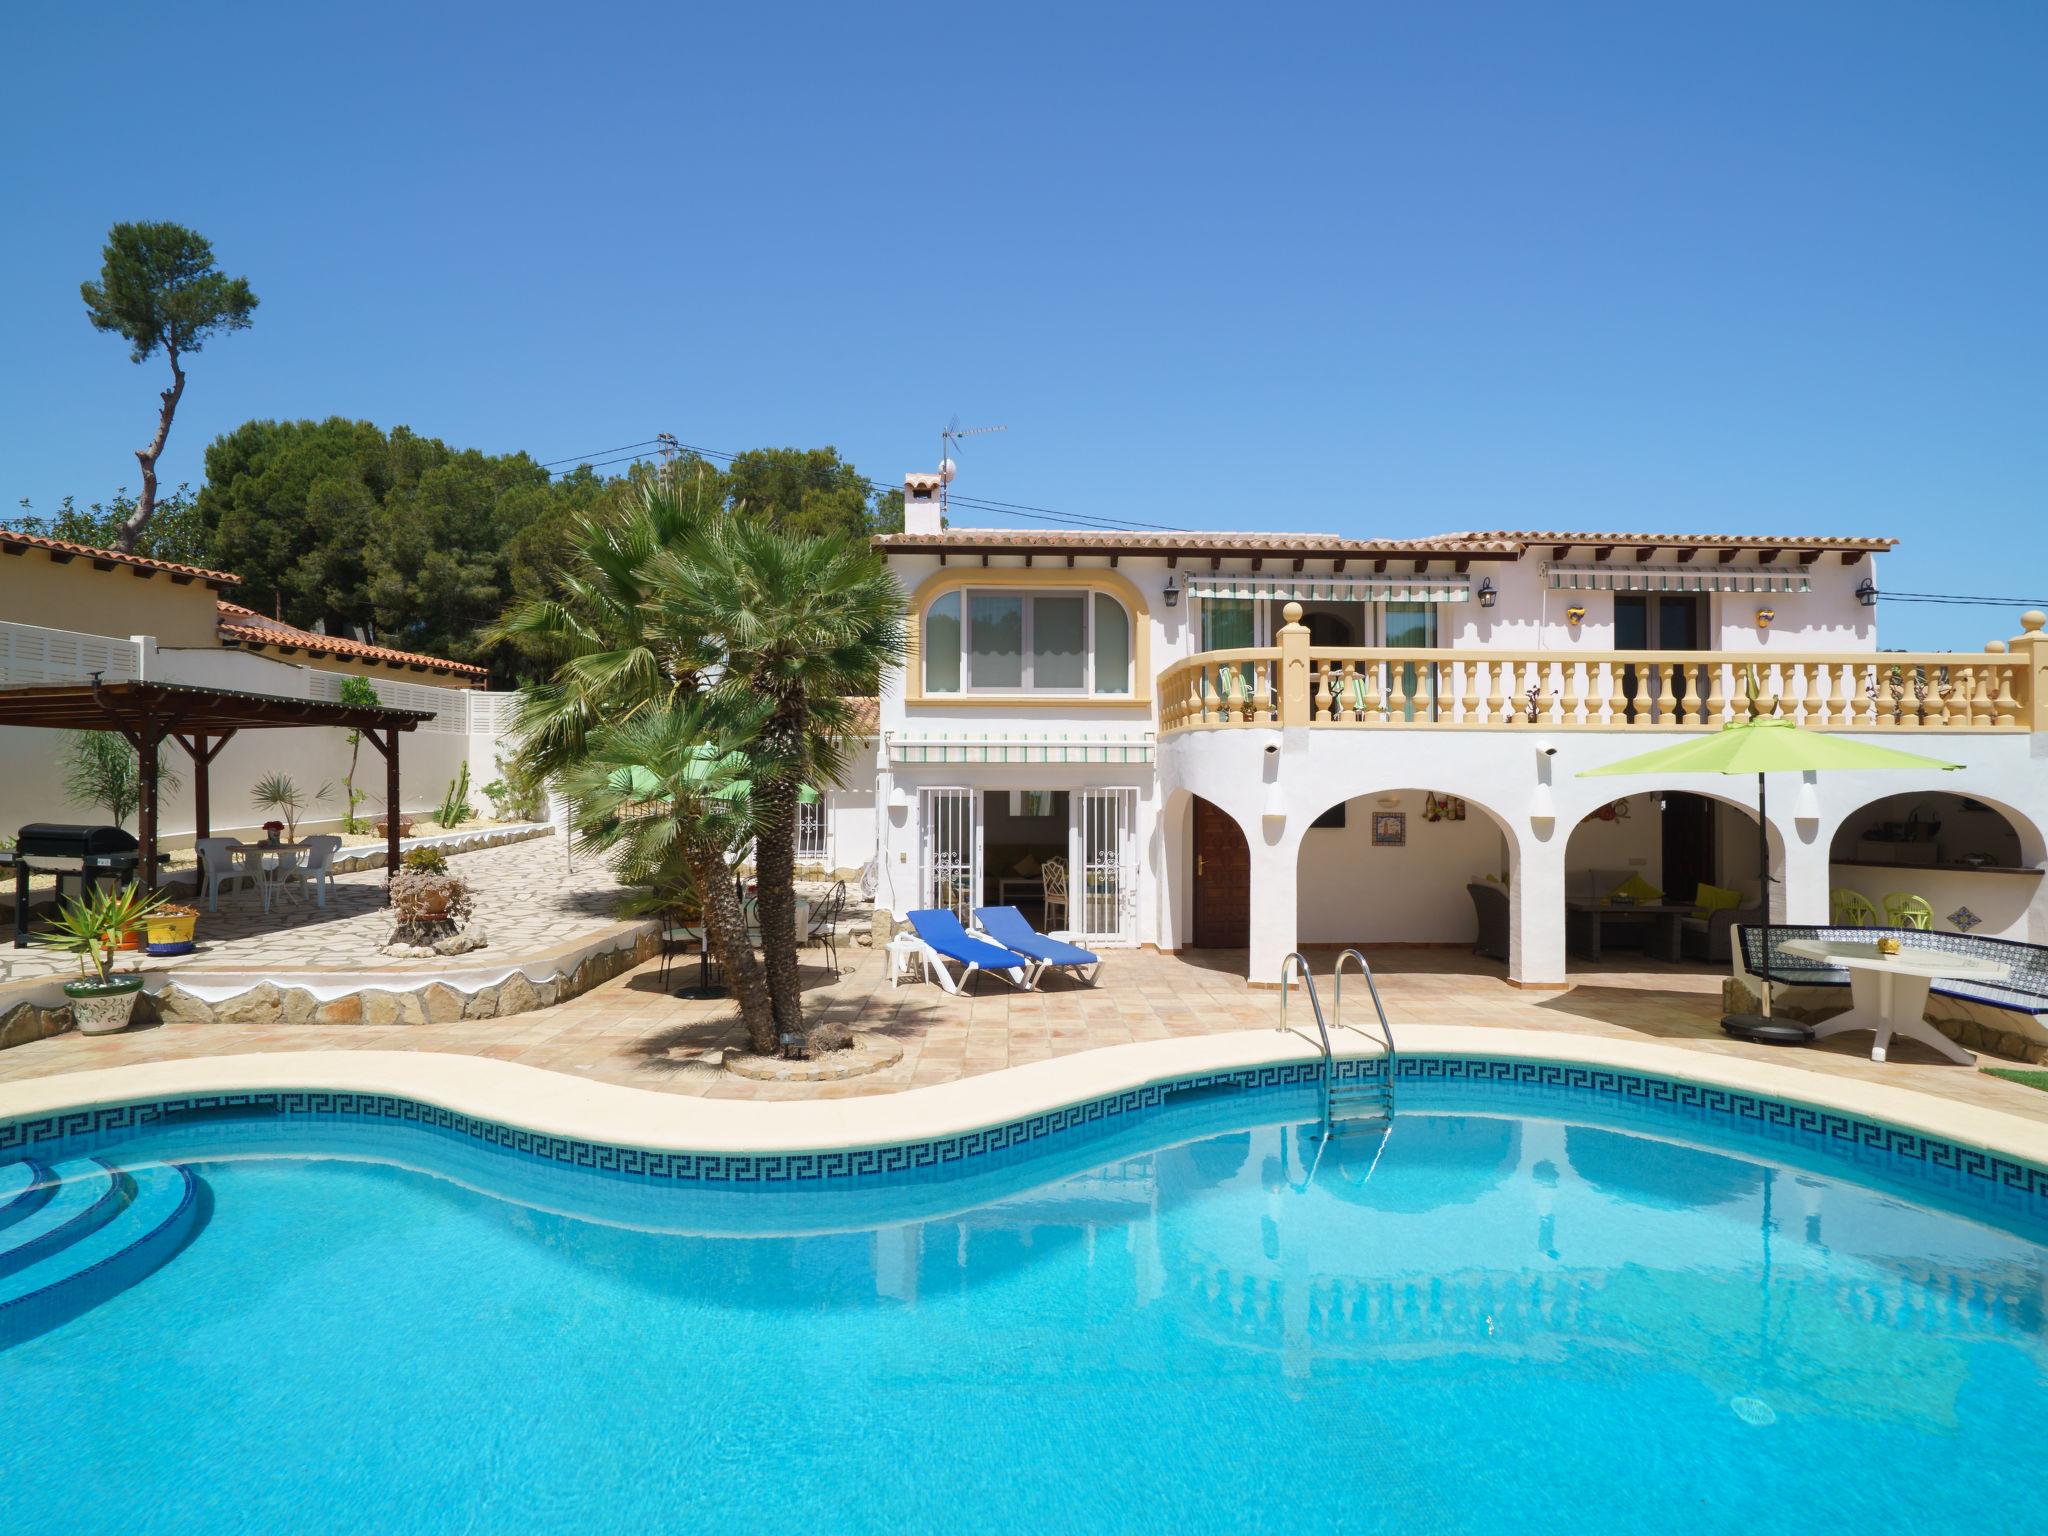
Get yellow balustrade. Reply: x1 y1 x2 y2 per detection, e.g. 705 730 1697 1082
1155 638 2044 736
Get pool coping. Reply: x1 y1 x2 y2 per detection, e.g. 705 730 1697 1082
3 1025 2046 1170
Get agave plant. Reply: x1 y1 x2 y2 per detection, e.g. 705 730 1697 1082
35 882 168 987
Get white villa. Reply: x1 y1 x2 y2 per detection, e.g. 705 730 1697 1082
2 496 2044 1004
829 469 2048 990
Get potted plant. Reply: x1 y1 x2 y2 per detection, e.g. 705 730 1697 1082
37 882 168 1034
260 819 285 847
390 846 473 926
145 903 201 956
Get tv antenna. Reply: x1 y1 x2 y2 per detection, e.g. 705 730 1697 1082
939 417 1006 518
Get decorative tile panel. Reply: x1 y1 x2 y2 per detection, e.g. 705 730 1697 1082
4 1058 2045 1219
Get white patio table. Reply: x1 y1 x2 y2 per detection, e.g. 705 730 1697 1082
1780 937 2004 1066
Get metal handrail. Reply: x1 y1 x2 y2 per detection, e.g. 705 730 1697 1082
1333 947 1398 1115
1277 951 1332 1132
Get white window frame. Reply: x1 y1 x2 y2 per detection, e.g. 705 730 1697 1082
923 587 1134 697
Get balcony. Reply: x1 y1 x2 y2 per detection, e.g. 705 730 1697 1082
1158 613 2048 735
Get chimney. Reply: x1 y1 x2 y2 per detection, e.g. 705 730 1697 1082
902 469 946 535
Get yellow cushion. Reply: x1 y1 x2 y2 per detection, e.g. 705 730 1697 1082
1609 873 1662 905
1690 883 1743 921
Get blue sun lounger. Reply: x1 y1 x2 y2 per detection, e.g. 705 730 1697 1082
973 906 1102 987
905 908 1033 994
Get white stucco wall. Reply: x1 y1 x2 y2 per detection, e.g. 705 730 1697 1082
1294 789 1509 945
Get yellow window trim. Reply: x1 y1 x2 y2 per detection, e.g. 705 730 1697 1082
904 565 1152 707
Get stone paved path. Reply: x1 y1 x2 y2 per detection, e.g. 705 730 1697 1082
3 944 2043 1129
0 833 629 983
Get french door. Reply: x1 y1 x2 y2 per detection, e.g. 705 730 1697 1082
919 787 980 920
1070 788 1137 946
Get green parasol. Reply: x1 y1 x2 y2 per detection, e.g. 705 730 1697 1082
1579 717 1959 1032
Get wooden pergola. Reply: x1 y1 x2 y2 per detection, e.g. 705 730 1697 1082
0 679 436 889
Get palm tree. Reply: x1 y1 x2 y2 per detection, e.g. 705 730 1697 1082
558 701 778 1051
492 480 779 1051
647 520 905 1043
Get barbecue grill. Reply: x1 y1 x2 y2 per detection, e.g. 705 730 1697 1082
3 824 141 948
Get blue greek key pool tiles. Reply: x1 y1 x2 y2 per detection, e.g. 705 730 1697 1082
4 1057 2046 1216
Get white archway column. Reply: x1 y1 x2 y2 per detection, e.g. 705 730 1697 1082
1247 820 1304 983
1509 823 1567 988
1780 776 1829 925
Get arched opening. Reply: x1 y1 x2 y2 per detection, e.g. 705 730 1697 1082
1188 793 1251 950
1829 791 2042 938
1564 790 1774 970
1292 788 1516 965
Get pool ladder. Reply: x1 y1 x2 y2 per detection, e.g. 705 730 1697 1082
1278 948 1398 1138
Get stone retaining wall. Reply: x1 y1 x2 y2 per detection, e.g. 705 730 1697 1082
0 919 657 1050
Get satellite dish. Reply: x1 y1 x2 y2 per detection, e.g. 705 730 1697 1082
938 457 958 483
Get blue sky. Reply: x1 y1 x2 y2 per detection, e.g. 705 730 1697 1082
3 1 2043 647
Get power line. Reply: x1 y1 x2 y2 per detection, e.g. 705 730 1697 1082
1880 591 2048 609
543 435 1180 532
537 439 662 469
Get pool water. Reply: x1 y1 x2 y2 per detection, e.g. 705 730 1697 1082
4 1090 2045 1535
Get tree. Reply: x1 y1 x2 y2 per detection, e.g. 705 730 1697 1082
336 675 382 832
647 519 904 1043
724 446 902 539
81 223 257 552
61 732 182 830
492 478 780 1052
14 484 210 566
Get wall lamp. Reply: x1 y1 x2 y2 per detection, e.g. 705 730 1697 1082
1856 577 1878 608
1756 608 1776 630
1476 578 1498 609
1565 605 1587 625
1163 574 1180 608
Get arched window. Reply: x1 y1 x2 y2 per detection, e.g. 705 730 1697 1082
922 587 1135 695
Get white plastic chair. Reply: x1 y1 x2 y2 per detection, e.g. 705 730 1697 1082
260 846 311 912
279 835 342 908
196 838 259 912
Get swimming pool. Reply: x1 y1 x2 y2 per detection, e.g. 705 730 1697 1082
3 1057 2044 1535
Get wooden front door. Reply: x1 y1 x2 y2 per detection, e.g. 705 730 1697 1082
1191 796 1250 949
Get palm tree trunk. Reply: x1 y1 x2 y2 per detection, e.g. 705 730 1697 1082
751 769 804 1049
688 841 776 1054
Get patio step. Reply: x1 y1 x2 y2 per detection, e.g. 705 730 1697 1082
0 1160 203 1349
0 1159 122 1279
0 1159 52 1232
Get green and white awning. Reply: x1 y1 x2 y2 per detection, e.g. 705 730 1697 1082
1185 574 1472 604
887 732 1155 766
1546 563 1811 595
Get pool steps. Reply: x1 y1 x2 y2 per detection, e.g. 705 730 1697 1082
0 1157 50 1230
1280 948 1398 1137
0 1157 203 1348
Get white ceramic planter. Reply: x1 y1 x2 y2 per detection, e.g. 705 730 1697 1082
65 976 146 1035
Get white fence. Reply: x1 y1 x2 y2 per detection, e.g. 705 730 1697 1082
0 620 141 687
0 619 523 845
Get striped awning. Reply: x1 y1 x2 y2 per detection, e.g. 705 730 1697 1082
1546 563 1811 595
887 732 1155 766
1187 574 1471 604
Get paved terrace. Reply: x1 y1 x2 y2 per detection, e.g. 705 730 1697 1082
3 943 2044 1131
0 834 627 986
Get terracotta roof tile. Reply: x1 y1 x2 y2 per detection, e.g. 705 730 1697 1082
838 695 879 736
1443 529 1896 551
875 527 1894 557
216 602 490 680
872 530 1524 556
0 527 239 587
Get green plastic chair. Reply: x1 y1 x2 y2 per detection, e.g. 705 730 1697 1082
1884 893 1935 930
1830 890 1880 927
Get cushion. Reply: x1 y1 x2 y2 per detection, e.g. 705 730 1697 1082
1691 883 1745 922
1014 854 1041 877
1609 873 1663 905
